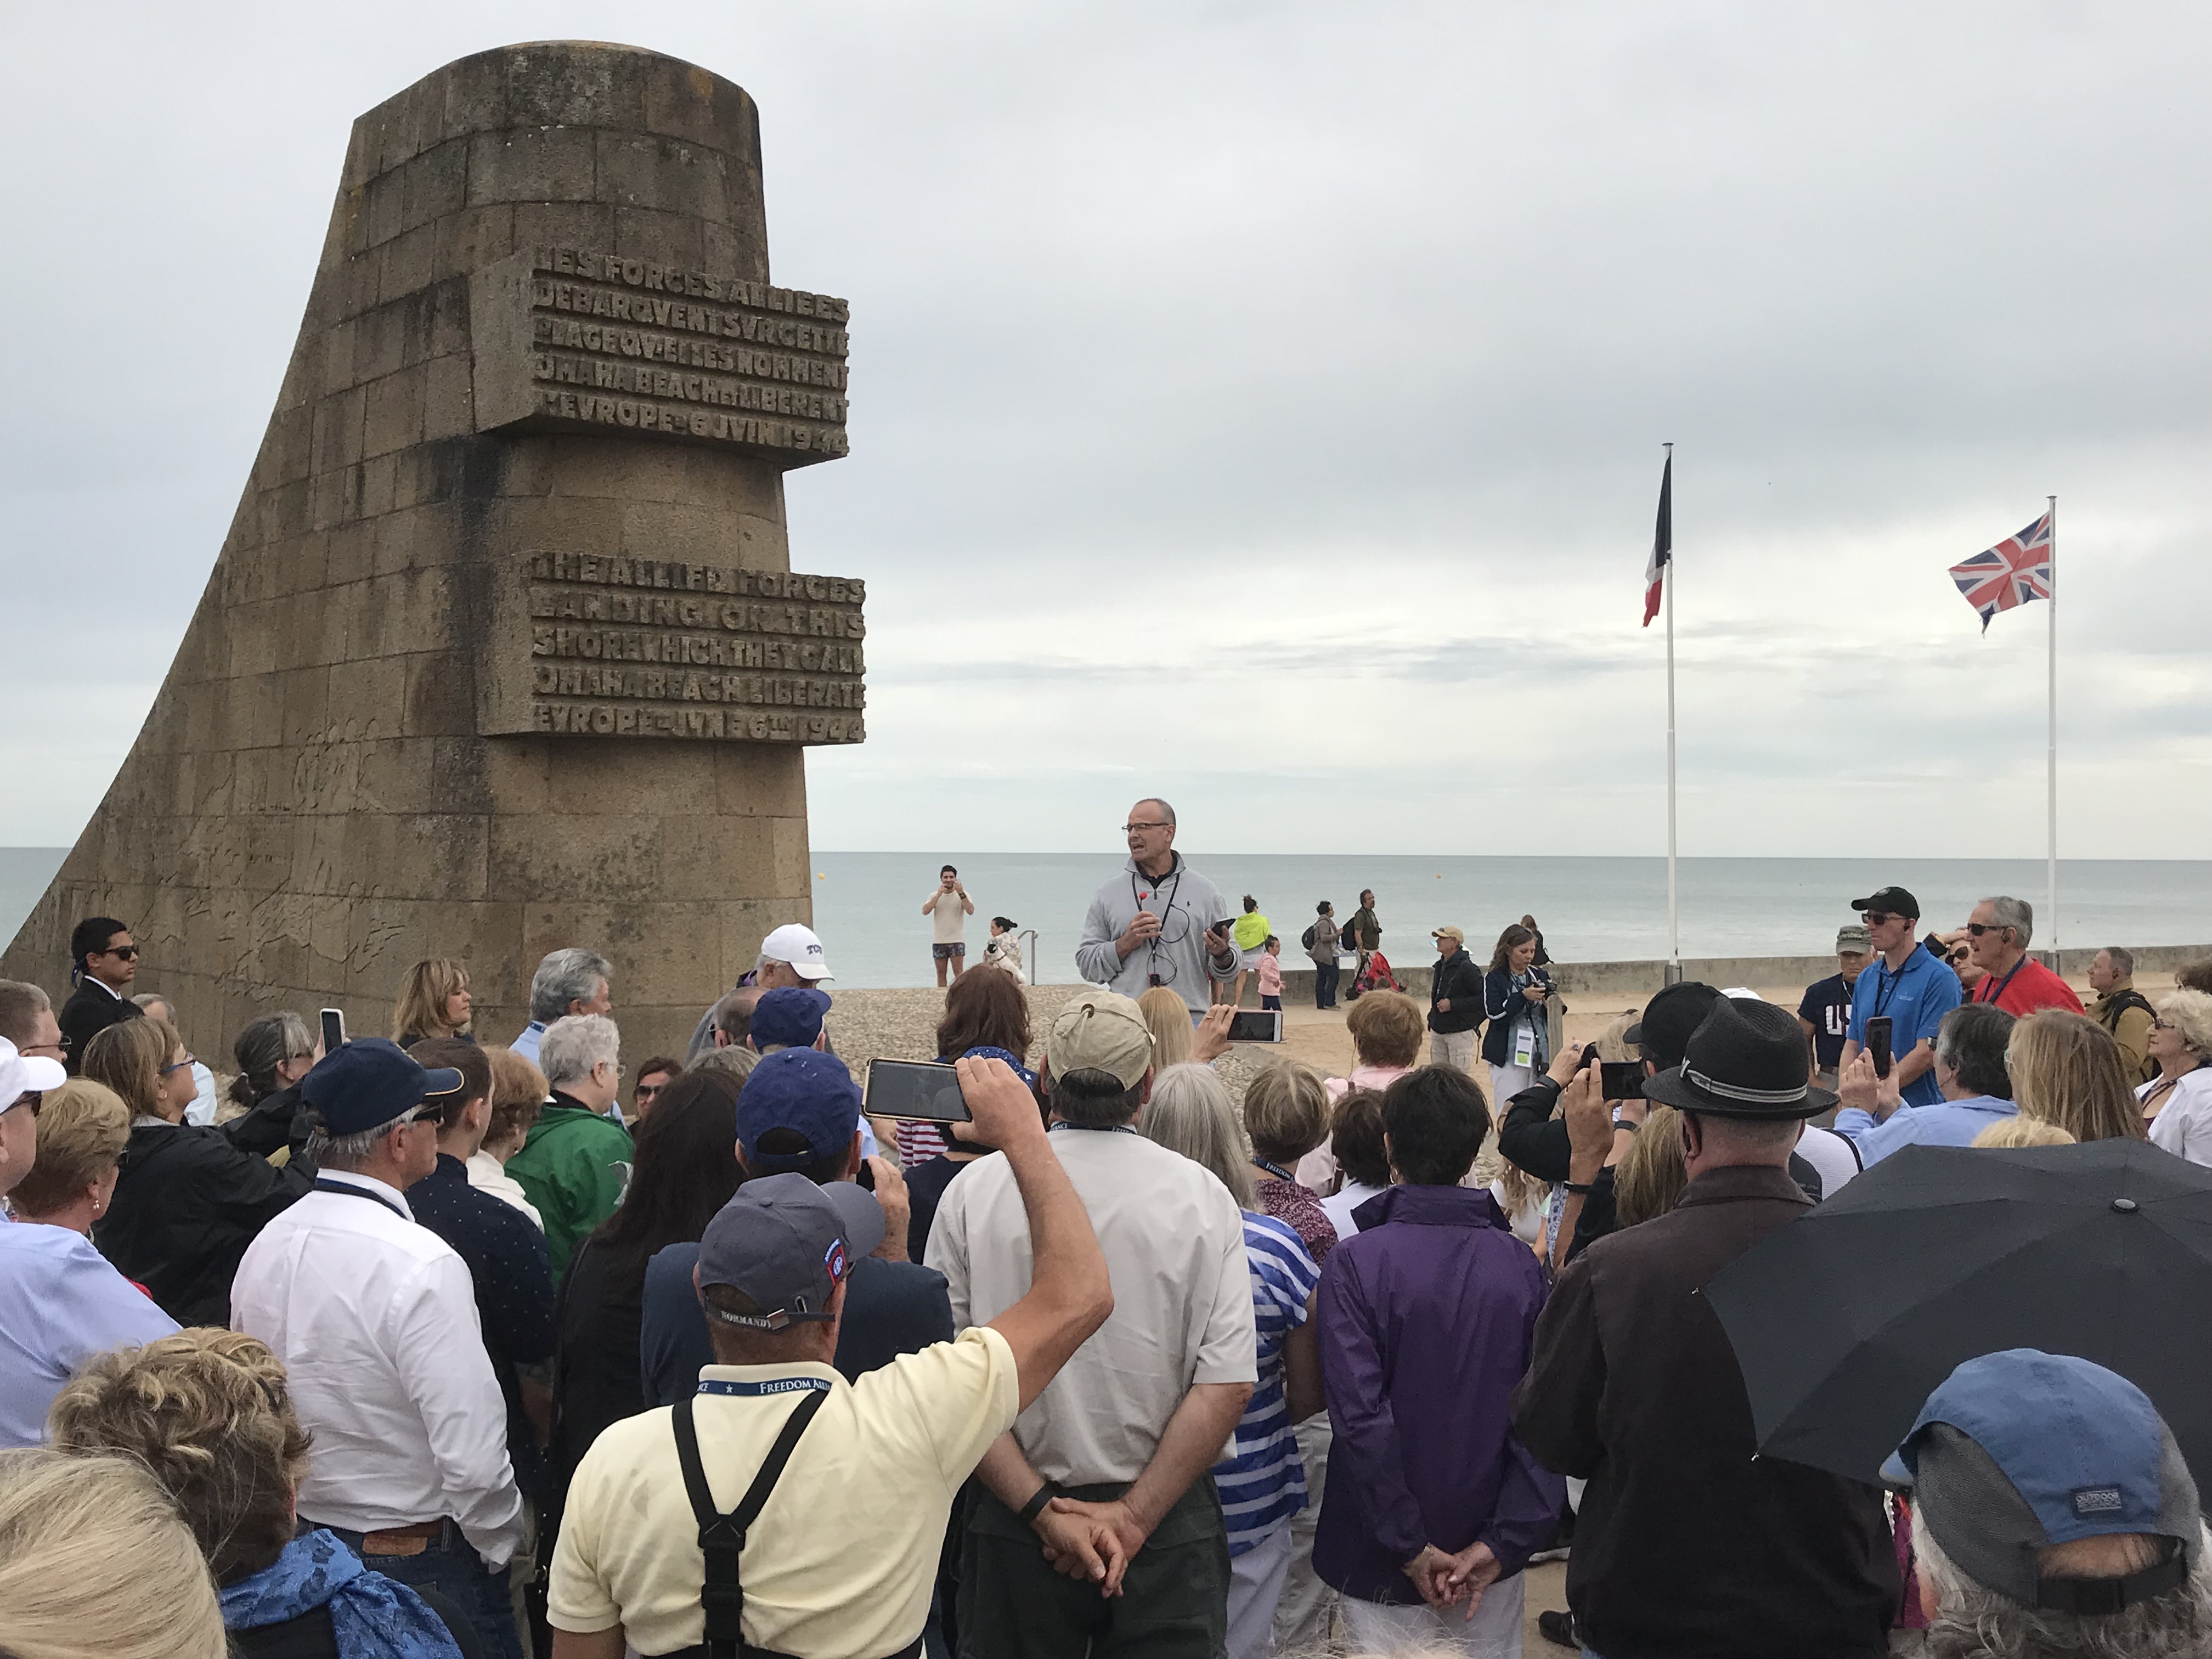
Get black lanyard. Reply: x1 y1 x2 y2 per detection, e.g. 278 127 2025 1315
313 1178 408 1220
1975 955 2028 1007
1870 957 1913 1019
1132 859 1185 947
1252 1157 1295 1182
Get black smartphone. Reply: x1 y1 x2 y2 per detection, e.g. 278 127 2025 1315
863 1058 972 1122
1600 1061 1644 1102
1226 1009 1284 1042
1866 1015 1894 1080
320 1007 346 1053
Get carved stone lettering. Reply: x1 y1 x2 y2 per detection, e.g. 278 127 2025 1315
471 248 851 465
480 551 867 744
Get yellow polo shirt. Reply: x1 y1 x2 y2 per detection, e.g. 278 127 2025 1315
550 1327 1017 1657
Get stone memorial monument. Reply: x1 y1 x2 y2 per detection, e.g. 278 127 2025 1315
0 42 864 1060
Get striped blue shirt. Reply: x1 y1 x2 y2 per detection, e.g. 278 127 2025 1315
1213 1212 1322 1555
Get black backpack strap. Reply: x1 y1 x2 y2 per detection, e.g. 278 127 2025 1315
672 1389 830 1659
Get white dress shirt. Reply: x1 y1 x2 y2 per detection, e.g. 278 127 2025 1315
231 1169 524 1565
466 1150 545 1229
2144 1067 2212 1166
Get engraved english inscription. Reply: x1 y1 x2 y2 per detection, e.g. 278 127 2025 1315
518 552 866 745
471 249 851 465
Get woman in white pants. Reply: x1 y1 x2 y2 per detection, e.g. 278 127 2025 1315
1481 923 1555 1109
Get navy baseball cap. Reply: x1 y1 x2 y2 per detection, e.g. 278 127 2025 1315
1883 1350 2201 1615
697 1172 883 1328
736 1048 863 1172
751 986 831 1051
301 1037 464 1137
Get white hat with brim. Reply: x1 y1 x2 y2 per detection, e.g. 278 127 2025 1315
0 1037 66 1109
761 923 833 981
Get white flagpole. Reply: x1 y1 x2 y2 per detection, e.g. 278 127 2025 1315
2046 493 2058 966
1666 443 1680 980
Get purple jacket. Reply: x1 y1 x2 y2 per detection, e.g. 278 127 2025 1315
1313 1183 1564 1604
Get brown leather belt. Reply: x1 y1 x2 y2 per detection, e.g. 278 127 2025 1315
359 1519 448 1557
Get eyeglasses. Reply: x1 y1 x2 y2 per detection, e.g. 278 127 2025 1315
100 945 140 961
1121 821 1170 833
1860 912 1899 927
2152 1018 2174 1032
160 1054 196 1076
4 1091 41 1118
635 1081 667 1103
18 1042 64 1060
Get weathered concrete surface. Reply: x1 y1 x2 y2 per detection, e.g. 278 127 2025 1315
2 43 862 1062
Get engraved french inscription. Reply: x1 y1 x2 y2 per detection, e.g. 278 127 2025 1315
471 249 851 465
490 552 867 745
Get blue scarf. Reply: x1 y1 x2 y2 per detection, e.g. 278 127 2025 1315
220 1529 463 1659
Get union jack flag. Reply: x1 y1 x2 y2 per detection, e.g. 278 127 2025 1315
1949 512 2052 632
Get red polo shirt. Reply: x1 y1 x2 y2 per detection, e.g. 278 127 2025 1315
1972 954 2084 1017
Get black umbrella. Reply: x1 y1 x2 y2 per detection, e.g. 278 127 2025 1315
1704 1137 2212 1486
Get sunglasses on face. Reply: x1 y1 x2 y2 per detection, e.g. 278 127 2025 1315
101 945 140 961
1965 923 2007 938
404 1099 457 1129
5 1091 41 1118
1860 912 1899 927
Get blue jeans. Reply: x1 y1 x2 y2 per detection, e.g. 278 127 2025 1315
327 1523 522 1659
1314 960 1340 1007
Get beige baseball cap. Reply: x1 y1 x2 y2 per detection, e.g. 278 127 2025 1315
1046 988 1154 1088
1432 926 1465 945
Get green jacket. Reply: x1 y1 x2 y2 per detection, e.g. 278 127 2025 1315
506 1094 633 1276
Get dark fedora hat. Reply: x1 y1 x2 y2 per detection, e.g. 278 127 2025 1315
1643 996 1838 1119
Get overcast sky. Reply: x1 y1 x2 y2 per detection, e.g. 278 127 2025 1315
6 2 2209 860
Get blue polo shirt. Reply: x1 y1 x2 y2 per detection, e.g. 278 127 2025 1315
1846 944 1962 1109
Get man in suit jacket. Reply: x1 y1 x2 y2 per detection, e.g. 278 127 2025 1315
58 917 141 1074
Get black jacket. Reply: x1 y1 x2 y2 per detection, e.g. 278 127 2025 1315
1481 966 1553 1066
58 979 138 1074
97 1121 314 1327
1427 947 1486 1034
1513 1165 1897 1658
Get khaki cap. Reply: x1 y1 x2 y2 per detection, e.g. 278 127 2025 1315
1046 988 1154 1089
1432 926 1465 945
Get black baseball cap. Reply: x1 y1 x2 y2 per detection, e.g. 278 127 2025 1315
1622 982 1722 1071
1850 886 1921 920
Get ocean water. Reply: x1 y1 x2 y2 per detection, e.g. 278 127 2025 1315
11 844 2209 991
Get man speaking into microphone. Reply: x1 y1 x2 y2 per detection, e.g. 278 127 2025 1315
1076 799 1241 1016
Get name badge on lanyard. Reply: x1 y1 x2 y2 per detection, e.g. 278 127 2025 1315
1513 1023 1536 1069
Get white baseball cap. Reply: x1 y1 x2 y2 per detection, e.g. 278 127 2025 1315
760 923 833 981
0 1036 66 1111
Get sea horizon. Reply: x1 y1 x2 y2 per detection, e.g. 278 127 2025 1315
7 846 2211 992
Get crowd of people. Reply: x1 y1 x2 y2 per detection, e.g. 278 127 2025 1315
3 814 2212 1659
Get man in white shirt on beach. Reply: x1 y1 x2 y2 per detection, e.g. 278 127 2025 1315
926 864 974 988
232 1037 525 1659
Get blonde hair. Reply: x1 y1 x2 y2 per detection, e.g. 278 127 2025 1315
1614 1104 1689 1226
1137 988 1193 1069
2157 988 2212 1063
391 958 469 1042
49 1329 309 1581
1346 991 1425 1069
482 1045 549 1152
1493 1159 1548 1222
1143 1063 1255 1209
10 1080 129 1218
0 1447 227 1659
1243 1061 1330 1165
2010 1010 2145 1144
80 1016 179 1121
1973 1115 2076 1149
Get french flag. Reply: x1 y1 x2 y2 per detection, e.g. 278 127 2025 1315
1643 450 1672 627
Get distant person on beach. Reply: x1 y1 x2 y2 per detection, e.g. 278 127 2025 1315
1426 925 1483 1074
2179 958 2212 997
1347 891 1382 980
1305 902 1342 1009
925 865 974 988
1797 924 1874 1088
59 916 140 1073
1257 936 1285 1012
1837 887 1961 1111
1521 914 1549 968
1226 895 1272 1007
1965 896 2083 1017
1076 798 1240 1014
984 916 1027 983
